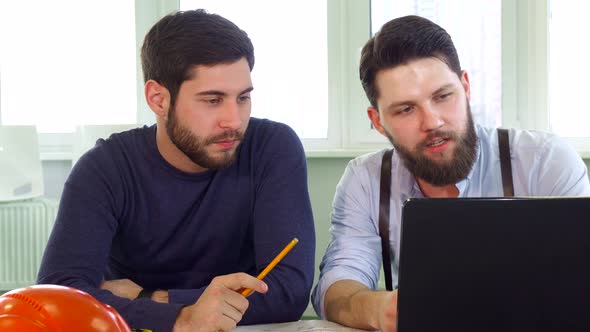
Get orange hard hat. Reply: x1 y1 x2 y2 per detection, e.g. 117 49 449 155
0 284 131 331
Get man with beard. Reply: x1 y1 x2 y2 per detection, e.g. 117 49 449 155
312 15 590 332
37 10 315 332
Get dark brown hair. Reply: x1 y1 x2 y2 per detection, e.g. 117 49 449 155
359 15 461 108
141 9 254 106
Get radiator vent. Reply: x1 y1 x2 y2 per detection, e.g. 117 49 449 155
0 198 58 290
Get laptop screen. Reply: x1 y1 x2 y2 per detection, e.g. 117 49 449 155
397 197 590 332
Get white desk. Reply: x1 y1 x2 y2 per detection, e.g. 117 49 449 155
234 320 375 332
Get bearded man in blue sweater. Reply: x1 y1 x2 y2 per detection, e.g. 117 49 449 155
37 9 315 332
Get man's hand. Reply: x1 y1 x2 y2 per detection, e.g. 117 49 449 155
100 278 143 300
377 289 398 332
173 273 268 332
325 280 398 332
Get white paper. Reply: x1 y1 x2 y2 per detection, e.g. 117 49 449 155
234 320 375 332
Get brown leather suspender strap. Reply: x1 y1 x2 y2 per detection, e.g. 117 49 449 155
379 149 394 291
498 128 514 197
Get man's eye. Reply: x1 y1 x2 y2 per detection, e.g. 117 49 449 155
437 92 453 100
238 95 251 103
398 106 413 114
205 98 221 105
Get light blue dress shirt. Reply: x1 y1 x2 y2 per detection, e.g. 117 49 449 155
312 125 590 318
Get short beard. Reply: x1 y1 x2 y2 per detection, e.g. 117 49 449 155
166 106 244 170
387 105 478 186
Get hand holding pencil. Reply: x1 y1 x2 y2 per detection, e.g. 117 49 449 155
241 238 299 297
172 239 299 331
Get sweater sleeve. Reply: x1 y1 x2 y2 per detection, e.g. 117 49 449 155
37 144 183 332
240 123 315 324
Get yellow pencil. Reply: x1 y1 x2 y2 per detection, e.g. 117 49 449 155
241 238 299 297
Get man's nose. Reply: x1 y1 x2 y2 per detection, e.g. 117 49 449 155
219 101 242 130
420 105 444 131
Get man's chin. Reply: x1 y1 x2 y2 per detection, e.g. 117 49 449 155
209 144 239 157
208 149 239 168
420 152 454 166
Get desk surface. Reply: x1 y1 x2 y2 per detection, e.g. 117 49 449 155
235 320 374 332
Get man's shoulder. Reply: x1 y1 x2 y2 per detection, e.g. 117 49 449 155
350 149 388 165
243 118 302 154
346 148 392 177
100 125 150 144
476 125 579 175
246 117 296 138
509 128 559 148
477 125 560 151
76 125 152 167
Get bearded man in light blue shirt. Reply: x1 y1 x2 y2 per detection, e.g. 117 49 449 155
312 15 590 332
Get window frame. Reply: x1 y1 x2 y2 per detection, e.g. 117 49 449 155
343 0 590 158
14 0 588 159
24 0 174 160
502 0 549 133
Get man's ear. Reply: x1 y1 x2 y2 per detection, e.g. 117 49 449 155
145 80 171 118
460 70 471 100
367 106 387 136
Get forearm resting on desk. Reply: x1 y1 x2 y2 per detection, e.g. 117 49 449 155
100 279 168 303
324 280 398 332
172 274 268 332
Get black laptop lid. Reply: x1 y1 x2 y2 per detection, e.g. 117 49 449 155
397 197 590 332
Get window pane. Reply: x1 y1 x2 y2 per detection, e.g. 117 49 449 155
371 0 502 128
180 0 328 139
549 0 590 137
0 0 136 133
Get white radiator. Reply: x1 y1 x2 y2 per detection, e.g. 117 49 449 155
0 198 58 290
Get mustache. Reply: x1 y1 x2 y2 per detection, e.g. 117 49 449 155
418 130 460 149
204 130 244 144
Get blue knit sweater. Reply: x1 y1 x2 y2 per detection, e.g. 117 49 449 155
38 118 315 331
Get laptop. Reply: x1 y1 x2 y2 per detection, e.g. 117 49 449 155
397 197 590 332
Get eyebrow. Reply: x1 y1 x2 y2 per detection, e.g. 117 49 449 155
195 86 254 97
431 83 455 96
385 83 456 110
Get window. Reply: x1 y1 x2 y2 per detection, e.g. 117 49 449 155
1 1 588 159
0 0 137 134
370 0 502 129
180 0 329 140
502 0 590 157
341 0 503 150
179 1 374 153
549 0 590 138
